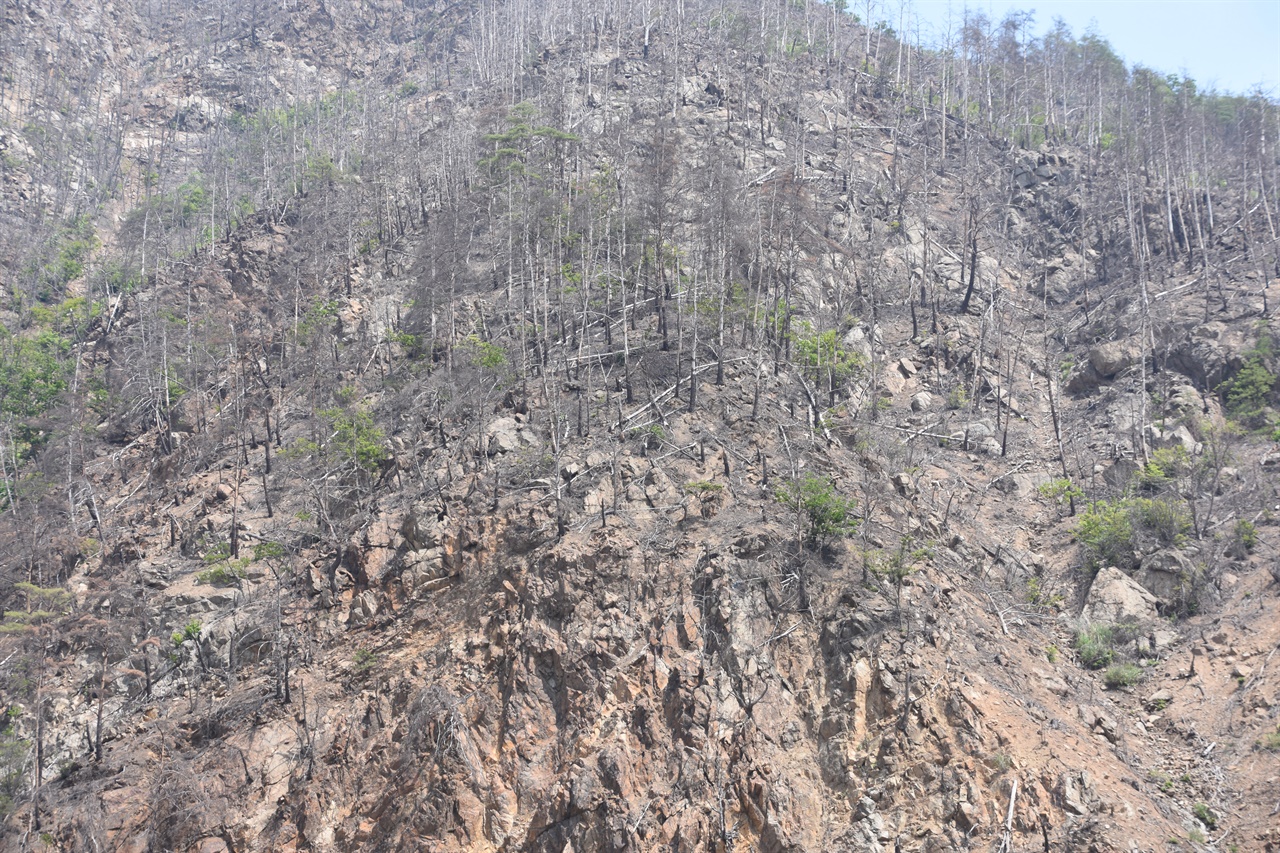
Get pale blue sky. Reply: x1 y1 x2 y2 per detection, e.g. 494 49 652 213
906 0 1279 96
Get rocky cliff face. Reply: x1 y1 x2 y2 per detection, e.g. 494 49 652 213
1 1 1278 851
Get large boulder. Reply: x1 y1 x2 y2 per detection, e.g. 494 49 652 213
1088 340 1141 378
1083 566 1159 624
1137 549 1198 607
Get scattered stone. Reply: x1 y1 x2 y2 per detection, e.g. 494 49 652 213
1231 663 1253 680
1060 771 1096 816
1151 628 1180 652
1144 689 1173 710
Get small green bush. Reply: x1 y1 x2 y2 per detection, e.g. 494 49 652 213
1074 624 1117 669
1137 446 1191 491
1103 663 1142 688
1232 519 1258 553
171 619 202 647
1219 327 1277 426
1038 477 1083 510
775 474 859 543
1258 729 1280 750
1076 501 1135 571
196 563 247 585
1133 497 1191 547
1192 803 1217 830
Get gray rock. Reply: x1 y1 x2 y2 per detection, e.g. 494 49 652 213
1088 340 1141 378
348 590 379 626
1083 566 1159 624
1136 549 1196 606
891 472 917 497
910 390 934 412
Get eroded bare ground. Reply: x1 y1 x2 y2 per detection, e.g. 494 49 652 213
0 1 1278 851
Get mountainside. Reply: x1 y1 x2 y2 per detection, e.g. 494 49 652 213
1 1 1279 851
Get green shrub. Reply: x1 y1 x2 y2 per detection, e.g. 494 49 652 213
1026 576 1064 609
171 619 202 647
1075 497 1190 572
1076 501 1135 571
1258 729 1280 750
793 324 863 395
319 407 389 471
196 563 246 585
1074 624 1117 669
1133 497 1191 547
945 386 969 409
1137 446 1191 491
0 329 71 420
775 474 859 543
1103 663 1143 688
1192 803 1217 830
0 707 28 819
1232 519 1258 553
1219 327 1277 425
1038 477 1083 510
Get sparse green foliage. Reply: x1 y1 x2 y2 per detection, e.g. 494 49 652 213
683 480 723 494
1044 644 1060 663
0 707 27 819
253 541 286 561
1026 576 1064 610
1133 497 1192 547
1219 326 1276 426
1074 623 1117 669
792 323 863 399
1192 803 1217 830
775 474 859 543
0 328 71 421
1076 501 1136 572
24 215 97 302
171 619 202 647
1137 446 1192 491
1231 519 1258 554
1258 728 1280 750
313 407 389 472
1103 662 1143 688
196 545 250 586
464 335 508 372
0 582 72 633
353 648 377 672
1038 477 1084 509
1075 497 1190 572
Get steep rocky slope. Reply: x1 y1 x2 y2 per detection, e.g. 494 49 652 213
1 1 1278 851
